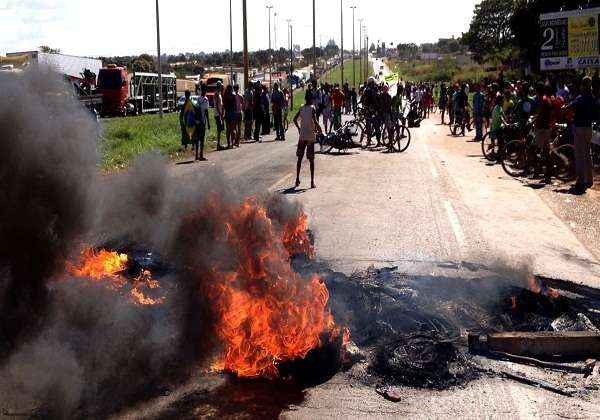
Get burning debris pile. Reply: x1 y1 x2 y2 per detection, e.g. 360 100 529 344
311 263 600 391
0 71 344 417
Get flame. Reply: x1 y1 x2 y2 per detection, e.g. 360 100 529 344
282 211 314 258
185 196 340 379
67 249 128 285
527 274 560 299
66 249 164 306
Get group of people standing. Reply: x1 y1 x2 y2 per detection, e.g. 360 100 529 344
437 74 598 195
310 82 358 133
180 80 291 161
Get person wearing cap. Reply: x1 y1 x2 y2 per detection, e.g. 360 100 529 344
331 84 345 131
214 81 225 150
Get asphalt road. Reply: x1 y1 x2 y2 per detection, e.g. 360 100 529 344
156 63 600 418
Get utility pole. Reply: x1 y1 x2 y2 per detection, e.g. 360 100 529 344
289 21 294 110
358 19 363 84
242 0 249 88
340 0 344 86
229 0 234 84
274 12 278 52
312 0 316 80
366 35 369 79
350 6 356 87
266 5 273 90
155 0 163 117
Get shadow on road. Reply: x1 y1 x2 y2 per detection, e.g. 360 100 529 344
281 187 310 195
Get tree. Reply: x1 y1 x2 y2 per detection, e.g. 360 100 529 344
39 45 60 54
463 0 516 63
131 54 155 73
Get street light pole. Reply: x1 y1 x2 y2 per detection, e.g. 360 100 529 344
229 0 234 84
312 0 316 80
242 0 249 88
289 21 294 110
155 0 163 117
340 0 344 86
358 19 363 84
350 6 356 88
266 5 273 90
274 12 278 52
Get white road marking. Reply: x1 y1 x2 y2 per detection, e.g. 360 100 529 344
444 200 465 246
268 173 294 192
422 143 439 180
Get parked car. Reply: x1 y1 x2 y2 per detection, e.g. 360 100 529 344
177 95 199 111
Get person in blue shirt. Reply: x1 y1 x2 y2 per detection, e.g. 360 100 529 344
472 83 486 142
565 76 597 194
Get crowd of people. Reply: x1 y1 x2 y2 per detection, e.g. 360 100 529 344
179 70 598 194
179 80 292 161
436 73 598 194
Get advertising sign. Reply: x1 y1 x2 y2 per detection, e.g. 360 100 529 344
540 8 600 70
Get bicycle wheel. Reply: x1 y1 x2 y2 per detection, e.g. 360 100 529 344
481 132 499 161
394 125 411 153
552 144 576 182
502 140 529 178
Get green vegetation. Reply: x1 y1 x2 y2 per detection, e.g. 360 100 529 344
321 59 366 86
388 58 516 83
100 111 218 171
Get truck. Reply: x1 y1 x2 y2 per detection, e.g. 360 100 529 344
202 73 231 107
97 65 177 116
4 51 104 113
5 51 103 80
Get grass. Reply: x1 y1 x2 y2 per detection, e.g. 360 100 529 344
100 110 219 171
388 58 504 84
321 59 365 86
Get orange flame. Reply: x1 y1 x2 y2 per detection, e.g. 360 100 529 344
186 196 340 379
66 249 164 306
527 274 560 299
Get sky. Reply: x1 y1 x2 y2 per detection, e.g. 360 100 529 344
0 0 480 57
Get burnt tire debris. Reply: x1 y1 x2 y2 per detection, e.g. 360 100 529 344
293 260 600 394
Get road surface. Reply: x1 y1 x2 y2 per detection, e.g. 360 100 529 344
139 63 600 419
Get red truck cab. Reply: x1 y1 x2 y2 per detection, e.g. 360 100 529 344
97 64 128 116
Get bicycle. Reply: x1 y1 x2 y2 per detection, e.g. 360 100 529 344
481 122 526 162
318 121 357 154
502 124 576 182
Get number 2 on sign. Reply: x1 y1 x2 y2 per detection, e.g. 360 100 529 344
542 28 555 51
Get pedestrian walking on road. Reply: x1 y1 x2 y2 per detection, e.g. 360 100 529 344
179 90 196 152
439 83 448 124
214 81 225 150
271 83 286 141
244 85 254 141
472 83 485 142
234 84 244 147
194 84 210 161
253 84 264 142
565 76 597 194
331 85 345 131
293 90 321 189
223 85 237 149
261 85 271 135
321 85 333 134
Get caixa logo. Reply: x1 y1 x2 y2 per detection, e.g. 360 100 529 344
578 57 600 66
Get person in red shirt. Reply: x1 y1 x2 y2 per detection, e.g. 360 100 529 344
534 83 556 183
331 85 345 131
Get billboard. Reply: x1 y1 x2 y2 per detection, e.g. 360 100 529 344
540 8 600 70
